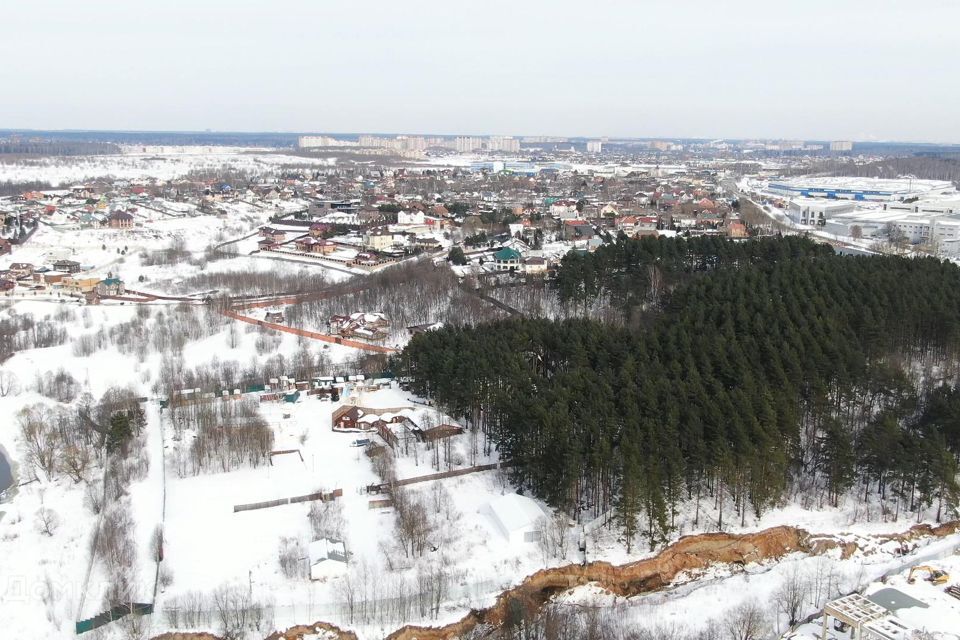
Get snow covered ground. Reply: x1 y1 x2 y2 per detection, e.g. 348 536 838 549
1 156 959 640
0 147 336 186
558 535 960 639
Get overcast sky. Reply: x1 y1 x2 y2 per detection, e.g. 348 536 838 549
1 0 958 142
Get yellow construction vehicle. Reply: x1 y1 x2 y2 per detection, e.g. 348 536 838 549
907 565 949 585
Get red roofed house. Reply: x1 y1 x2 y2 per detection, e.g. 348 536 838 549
725 220 748 238
309 222 331 238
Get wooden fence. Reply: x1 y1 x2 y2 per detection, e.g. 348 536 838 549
220 308 397 354
395 462 504 486
364 462 507 495
233 488 343 513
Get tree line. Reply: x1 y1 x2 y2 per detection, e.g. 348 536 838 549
402 237 960 550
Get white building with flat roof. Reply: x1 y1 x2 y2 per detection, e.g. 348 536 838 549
787 198 857 226
766 176 955 202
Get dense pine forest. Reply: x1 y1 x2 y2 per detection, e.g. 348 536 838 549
402 237 960 550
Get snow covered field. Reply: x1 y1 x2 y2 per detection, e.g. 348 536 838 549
0 147 336 186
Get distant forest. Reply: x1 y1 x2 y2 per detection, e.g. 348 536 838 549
791 155 960 186
0 140 120 156
402 237 960 550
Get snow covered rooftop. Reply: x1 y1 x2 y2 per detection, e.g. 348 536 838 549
486 493 544 537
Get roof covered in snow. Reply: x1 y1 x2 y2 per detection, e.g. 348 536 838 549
487 493 544 534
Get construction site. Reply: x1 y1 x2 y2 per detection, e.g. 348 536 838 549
791 555 960 640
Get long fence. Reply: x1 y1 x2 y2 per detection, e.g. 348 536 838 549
220 308 397 354
234 488 343 513
75 603 153 634
395 462 503 486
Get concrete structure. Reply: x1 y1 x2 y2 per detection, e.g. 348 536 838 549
830 140 854 152
586 140 603 153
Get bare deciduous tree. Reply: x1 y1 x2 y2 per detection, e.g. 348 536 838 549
724 600 770 640
0 369 19 397
308 500 345 541
774 565 811 628
36 506 59 537
19 405 57 477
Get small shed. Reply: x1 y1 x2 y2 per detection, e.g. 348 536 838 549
309 538 348 580
483 493 545 545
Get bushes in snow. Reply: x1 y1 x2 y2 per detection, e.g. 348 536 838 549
0 310 68 360
277 536 308 579
308 500 345 541
167 398 273 476
35 506 59 537
163 585 274 640
18 403 100 482
34 368 79 403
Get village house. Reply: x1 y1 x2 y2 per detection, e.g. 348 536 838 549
0 279 16 292
108 211 134 228
549 199 579 219
259 227 287 243
363 227 406 251
562 220 595 241
309 222 331 238
70 185 95 199
265 311 285 324
523 256 548 275
725 220 749 238
52 259 82 274
294 236 317 252
59 276 100 295
414 236 441 251
330 312 390 340
95 277 125 296
493 246 522 271
616 215 659 237
35 272 65 287
397 209 426 226
600 203 620 217
8 262 34 279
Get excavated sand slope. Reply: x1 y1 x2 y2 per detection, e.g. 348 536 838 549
152 521 960 640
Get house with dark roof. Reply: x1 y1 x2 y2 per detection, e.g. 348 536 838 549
562 220 595 241
108 211 134 229
52 259 81 273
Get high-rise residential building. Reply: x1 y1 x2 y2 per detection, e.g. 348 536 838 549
487 136 520 152
586 140 603 153
455 136 482 153
830 140 854 152
298 135 355 148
